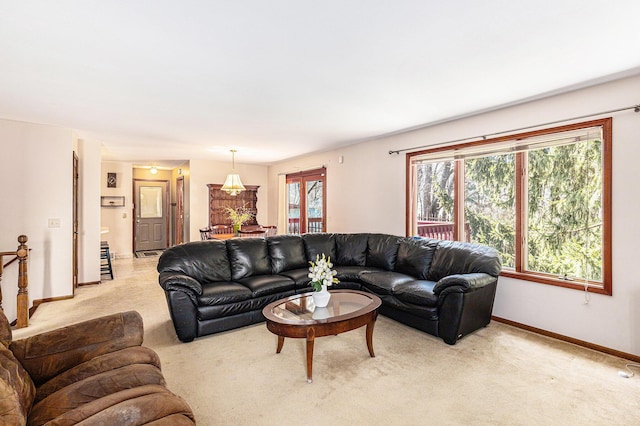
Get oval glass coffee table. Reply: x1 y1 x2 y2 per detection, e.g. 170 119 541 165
262 290 382 383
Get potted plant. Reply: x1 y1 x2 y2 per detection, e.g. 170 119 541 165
308 253 339 307
224 205 254 235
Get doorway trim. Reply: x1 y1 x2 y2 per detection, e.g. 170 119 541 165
175 176 185 245
72 152 79 292
285 167 326 234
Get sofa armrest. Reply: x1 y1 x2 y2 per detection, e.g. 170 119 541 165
159 272 202 302
432 273 496 295
9 311 144 386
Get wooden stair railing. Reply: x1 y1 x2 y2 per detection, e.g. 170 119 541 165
0 235 29 328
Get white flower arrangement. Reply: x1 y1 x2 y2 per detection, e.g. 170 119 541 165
308 253 339 292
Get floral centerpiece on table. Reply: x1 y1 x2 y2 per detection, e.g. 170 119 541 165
224 205 254 234
308 254 339 292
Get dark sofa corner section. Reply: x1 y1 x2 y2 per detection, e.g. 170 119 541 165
157 233 501 345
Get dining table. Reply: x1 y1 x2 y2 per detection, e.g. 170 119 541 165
211 233 236 240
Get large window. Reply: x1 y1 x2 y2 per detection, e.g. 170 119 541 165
408 119 611 294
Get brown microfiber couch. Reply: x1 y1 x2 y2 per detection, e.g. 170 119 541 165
0 310 195 425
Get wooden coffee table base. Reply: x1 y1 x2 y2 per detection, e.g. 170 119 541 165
269 309 379 383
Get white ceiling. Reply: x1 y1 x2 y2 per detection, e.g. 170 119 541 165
1 1 639 166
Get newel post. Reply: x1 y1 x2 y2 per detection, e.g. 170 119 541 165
16 235 28 328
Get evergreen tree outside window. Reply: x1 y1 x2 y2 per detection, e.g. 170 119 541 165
408 118 611 295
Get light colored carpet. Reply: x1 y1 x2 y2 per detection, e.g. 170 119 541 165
13 256 640 425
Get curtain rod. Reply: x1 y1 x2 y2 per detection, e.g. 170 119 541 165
388 103 640 155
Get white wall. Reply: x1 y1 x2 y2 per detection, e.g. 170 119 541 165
0 119 73 321
100 161 133 258
77 139 101 284
189 159 269 242
267 74 640 356
267 149 406 234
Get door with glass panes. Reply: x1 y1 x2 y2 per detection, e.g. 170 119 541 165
134 180 168 252
286 168 326 234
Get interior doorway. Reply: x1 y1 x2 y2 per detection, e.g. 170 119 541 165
133 179 169 253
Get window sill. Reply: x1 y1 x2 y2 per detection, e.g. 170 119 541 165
499 270 610 296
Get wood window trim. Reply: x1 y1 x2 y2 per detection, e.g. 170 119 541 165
406 118 612 295
286 167 327 233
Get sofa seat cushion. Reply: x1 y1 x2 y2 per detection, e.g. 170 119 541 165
279 268 311 287
198 292 295 320
237 274 296 298
329 281 362 290
43 384 195 425
393 280 438 307
334 265 382 282
28 363 166 425
359 271 415 295
198 282 253 306
383 297 440 321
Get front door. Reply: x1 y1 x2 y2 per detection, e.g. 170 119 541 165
134 180 168 252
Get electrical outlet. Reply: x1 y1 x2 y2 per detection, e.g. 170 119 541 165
48 218 61 228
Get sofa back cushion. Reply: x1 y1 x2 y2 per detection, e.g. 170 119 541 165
427 240 502 281
0 344 35 425
157 240 231 282
366 234 402 270
302 233 336 263
395 237 439 279
335 234 368 266
227 238 271 280
268 235 307 273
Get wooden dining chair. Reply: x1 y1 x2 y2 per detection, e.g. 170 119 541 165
263 225 278 237
199 227 211 240
210 224 232 235
238 229 267 238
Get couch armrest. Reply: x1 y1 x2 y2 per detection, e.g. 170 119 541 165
432 273 496 295
159 272 202 303
9 311 144 386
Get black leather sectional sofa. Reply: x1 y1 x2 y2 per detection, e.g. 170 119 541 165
157 233 501 345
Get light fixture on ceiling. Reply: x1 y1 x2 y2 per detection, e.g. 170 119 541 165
150 166 158 175
221 149 245 196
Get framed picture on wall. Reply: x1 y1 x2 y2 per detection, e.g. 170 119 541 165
107 172 117 188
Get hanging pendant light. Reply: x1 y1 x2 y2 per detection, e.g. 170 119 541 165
221 149 246 196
